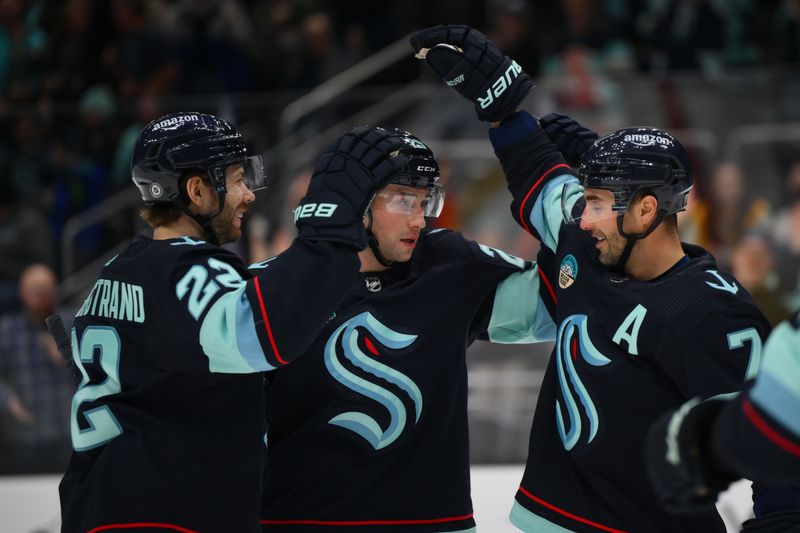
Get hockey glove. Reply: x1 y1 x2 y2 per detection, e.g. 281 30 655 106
46 314 81 388
410 25 533 123
296 126 409 250
645 397 739 513
539 113 599 167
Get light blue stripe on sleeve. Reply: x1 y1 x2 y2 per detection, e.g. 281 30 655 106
530 175 579 252
199 285 276 373
487 268 556 344
749 320 800 437
510 501 575 532
750 373 800 438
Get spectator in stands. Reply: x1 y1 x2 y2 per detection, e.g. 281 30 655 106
730 233 792 326
772 162 800 311
0 111 52 207
49 85 120 269
681 162 771 267
0 264 73 474
0 183 54 313
162 0 255 93
104 0 178 100
636 0 727 72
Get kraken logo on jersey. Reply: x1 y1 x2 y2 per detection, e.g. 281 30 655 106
555 314 612 450
324 312 422 450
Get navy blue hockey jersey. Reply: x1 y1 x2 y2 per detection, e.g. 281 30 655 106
260 229 556 533
489 112 771 533
60 235 359 533
714 309 800 483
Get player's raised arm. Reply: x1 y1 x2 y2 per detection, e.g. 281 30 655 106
410 26 591 251
183 127 410 371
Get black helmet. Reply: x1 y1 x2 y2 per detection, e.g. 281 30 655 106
131 112 249 205
387 128 440 190
578 127 693 218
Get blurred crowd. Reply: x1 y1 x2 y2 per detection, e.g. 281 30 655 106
1 0 800 473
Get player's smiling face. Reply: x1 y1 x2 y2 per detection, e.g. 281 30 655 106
579 188 627 267
210 163 256 244
369 184 427 263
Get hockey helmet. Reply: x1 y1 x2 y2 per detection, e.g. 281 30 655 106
563 127 693 225
131 112 267 205
380 128 445 218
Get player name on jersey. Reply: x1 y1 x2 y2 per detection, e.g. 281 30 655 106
75 278 145 323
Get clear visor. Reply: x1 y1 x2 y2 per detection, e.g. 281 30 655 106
376 183 446 217
561 182 626 225
242 154 269 192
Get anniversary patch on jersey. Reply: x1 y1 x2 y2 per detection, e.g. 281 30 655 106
559 254 578 289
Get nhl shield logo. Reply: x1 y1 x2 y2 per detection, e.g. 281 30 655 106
559 254 578 289
365 276 382 292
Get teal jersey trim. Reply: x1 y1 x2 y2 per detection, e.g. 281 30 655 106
487 268 556 344
530 175 579 252
510 501 576 532
750 320 800 437
199 284 276 373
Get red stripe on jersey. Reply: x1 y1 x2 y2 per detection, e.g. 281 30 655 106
537 267 557 305
517 163 572 235
253 276 287 365
87 523 199 533
260 513 473 526
517 485 628 533
364 336 379 356
742 397 800 457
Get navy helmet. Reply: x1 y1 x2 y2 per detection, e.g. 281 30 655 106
131 112 266 205
387 128 440 189
578 127 693 219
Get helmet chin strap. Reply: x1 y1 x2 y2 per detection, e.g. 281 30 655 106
180 191 226 246
365 210 394 268
612 211 664 273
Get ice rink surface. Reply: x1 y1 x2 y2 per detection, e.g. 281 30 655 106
1 466 754 533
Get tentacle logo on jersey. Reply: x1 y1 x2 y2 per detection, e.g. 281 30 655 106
324 312 422 450
555 314 612 450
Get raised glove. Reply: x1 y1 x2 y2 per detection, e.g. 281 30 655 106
46 314 81 388
410 25 533 123
645 397 738 513
296 126 408 249
539 113 599 167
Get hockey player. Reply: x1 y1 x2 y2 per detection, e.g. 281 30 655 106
59 113 410 533
259 128 557 533
647 309 800 527
411 26 773 532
